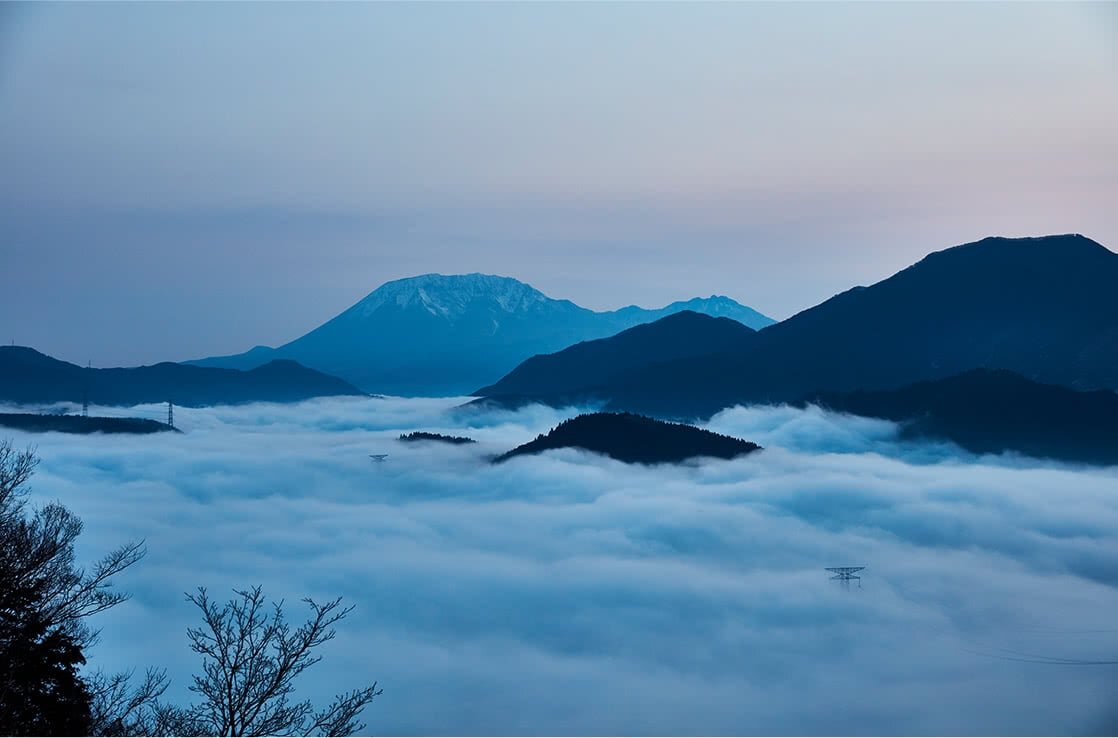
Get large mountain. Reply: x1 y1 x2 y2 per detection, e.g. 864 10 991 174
478 234 1118 418
190 274 774 396
0 346 362 408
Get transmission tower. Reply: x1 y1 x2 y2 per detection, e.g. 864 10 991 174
826 566 865 589
82 361 90 417
167 401 174 429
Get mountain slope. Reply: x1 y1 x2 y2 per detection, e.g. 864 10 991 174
580 234 1118 418
0 346 362 407
475 311 756 397
805 370 1118 466
190 274 774 396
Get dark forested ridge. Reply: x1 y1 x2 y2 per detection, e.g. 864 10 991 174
495 412 761 465
475 311 756 397
0 346 363 407
0 413 178 435
398 431 477 445
478 235 1118 420
806 369 1118 466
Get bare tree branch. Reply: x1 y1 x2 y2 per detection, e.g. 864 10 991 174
1 440 146 650
88 668 170 736
172 587 379 737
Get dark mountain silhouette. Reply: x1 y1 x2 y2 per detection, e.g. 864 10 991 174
0 413 178 435
479 234 1118 419
398 431 477 445
805 369 1118 466
459 394 592 413
475 311 756 397
495 412 761 465
0 346 362 408
189 274 773 396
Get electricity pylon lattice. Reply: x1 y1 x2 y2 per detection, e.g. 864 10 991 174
822 570 863 581
82 361 90 417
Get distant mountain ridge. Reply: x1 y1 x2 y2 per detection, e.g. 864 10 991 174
476 234 1118 418
805 369 1118 466
0 346 362 408
189 273 774 396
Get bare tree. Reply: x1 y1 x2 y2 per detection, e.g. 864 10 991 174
0 440 37 508
87 668 179 736
0 440 146 650
3 441 379 737
1 440 146 734
172 586 381 737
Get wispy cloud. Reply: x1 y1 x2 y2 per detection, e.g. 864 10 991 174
10 397 1118 735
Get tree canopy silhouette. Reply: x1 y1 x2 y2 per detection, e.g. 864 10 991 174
1 439 146 735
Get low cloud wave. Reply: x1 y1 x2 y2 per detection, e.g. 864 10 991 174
8 397 1118 735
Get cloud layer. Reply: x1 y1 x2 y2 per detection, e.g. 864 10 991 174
8 397 1118 735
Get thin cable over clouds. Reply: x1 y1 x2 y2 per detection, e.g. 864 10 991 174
6 397 1118 735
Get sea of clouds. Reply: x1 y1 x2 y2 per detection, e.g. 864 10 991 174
5 396 1118 735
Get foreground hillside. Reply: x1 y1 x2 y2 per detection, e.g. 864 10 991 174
0 346 362 407
496 412 761 465
807 369 1118 466
191 273 773 396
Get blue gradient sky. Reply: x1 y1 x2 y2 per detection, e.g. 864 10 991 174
1 2 1115 366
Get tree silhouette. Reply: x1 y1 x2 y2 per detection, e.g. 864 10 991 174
1 440 146 735
171 586 381 737
0 573 93 735
1 440 379 737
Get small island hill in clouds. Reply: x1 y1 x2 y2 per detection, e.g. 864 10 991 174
189 273 774 397
496 412 762 465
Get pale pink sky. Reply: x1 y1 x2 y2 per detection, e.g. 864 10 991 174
1 2 1115 365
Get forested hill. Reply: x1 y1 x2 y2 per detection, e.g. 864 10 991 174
806 369 1118 466
0 413 179 435
496 412 761 465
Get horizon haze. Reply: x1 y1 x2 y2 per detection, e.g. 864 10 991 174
1 2 1115 366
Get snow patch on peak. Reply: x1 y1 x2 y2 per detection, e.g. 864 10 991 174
349 273 554 320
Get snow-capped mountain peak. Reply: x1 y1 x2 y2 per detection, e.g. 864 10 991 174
350 274 555 320
192 272 774 395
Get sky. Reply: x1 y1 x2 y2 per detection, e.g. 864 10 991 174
6 396 1118 735
1 2 1116 366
